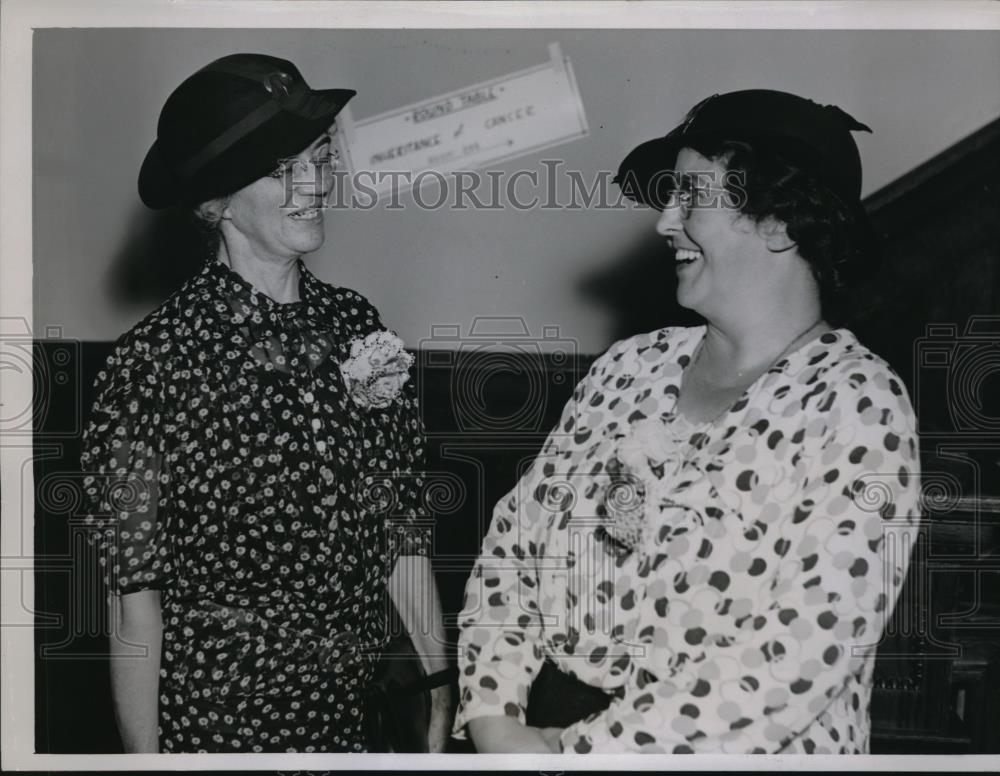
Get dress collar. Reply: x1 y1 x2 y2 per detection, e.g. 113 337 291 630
198 258 328 332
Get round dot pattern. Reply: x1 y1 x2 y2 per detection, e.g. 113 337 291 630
454 326 920 753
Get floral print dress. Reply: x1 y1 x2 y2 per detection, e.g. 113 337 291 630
82 259 428 752
453 326 920 753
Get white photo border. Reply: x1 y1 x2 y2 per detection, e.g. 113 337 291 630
3 0 1000 771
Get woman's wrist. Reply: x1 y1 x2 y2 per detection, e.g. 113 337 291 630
468 714 560 753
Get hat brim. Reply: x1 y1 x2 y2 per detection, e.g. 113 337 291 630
138 87 355 209
614 130 688 211
616 126 863 211
138 139 183 210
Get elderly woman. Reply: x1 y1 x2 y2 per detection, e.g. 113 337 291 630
453 89 920 754
81 53 449 753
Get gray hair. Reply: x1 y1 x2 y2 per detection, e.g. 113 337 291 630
191 197 230 258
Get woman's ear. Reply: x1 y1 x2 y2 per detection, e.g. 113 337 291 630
194 197 230 225
760 218 796 254
217 197 233 221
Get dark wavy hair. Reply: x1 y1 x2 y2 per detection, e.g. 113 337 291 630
685 136 878 322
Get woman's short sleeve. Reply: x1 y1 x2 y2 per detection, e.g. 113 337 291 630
80 340 172 595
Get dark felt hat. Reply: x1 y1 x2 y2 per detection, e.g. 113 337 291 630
615 89 872 209
138 53 356 209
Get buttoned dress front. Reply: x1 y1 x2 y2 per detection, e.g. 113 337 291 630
454 326 920 753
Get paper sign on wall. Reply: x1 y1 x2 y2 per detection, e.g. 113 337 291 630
337 42 588 194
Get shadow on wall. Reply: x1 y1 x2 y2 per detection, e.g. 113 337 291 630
108 203 210 307
108 201 706 341
578 228 703 342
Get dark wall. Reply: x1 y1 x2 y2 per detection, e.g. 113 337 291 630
853 117 1000 754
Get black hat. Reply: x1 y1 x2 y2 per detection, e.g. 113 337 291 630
138 53 356 209
615 89 872 209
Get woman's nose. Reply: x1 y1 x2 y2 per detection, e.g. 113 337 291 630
655 206 683 236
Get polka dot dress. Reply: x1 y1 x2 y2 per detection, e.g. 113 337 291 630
453 326 920 753
82 259 429 752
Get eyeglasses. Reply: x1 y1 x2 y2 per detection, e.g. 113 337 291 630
659 172 743 216
266 141 340 180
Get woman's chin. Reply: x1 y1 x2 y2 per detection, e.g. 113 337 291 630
675 283 702 313
302 233 326 254
285 222 326 254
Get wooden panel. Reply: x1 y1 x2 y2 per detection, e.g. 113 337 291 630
863 117 1000 752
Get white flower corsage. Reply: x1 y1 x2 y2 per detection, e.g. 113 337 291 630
606 417 685 551
617 417 676 474
339 330 414 410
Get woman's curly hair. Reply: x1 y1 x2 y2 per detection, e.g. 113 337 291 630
686 136 878 322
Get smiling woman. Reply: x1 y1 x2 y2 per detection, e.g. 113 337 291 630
214 133 336 271
79 53 451 753
453 90 921 754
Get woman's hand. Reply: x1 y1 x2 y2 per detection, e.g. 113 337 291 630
468 715 563 753
538 725 564 752
427 685 453 753
387 555 454 752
